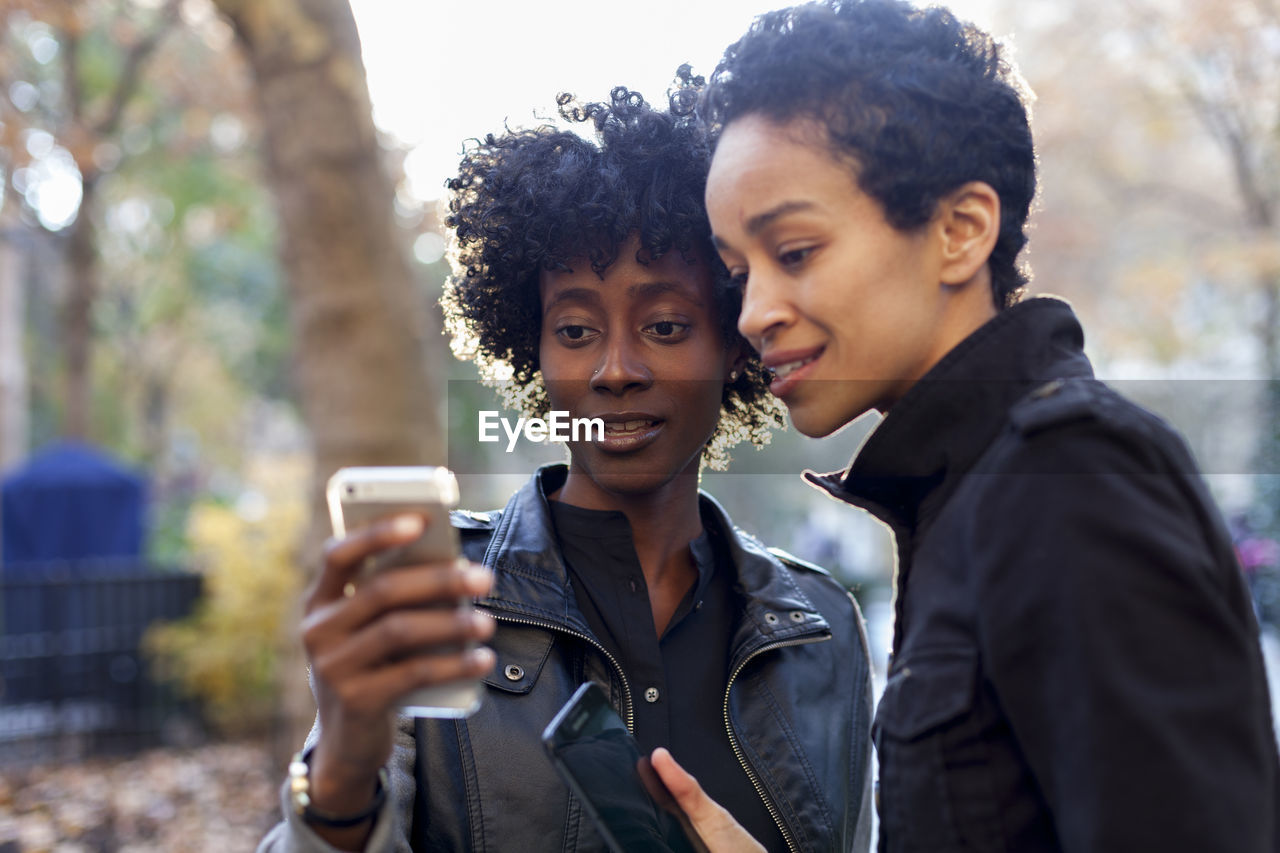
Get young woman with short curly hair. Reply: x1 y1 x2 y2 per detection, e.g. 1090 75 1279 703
260 85 874 853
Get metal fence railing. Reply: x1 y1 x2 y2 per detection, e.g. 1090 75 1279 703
0 561 203 762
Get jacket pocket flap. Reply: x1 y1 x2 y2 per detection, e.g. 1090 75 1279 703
482 621 555 694
874 648 977 741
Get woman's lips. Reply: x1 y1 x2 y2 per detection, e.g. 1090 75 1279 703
595 416 664 452
763 347 824 398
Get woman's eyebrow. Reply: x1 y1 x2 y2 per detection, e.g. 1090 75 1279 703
628 280 704 306
713 199 818 253
744 200 816 235
542 286 601 313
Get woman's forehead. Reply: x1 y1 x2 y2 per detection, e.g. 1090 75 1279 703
539 239 715 306
540 233 716 295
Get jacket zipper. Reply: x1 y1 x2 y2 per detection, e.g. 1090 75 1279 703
723 633 830 853
487 611 635 730
493 610 828 851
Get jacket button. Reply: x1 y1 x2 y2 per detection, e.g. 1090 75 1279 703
764 612 779 625
504 664 524 681
789 611 805 623
644 687 660 703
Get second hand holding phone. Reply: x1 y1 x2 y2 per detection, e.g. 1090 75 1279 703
542 682 709 853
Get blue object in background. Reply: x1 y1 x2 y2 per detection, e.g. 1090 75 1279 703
1 440 146 566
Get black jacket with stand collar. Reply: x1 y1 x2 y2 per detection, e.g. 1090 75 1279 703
808 297 1279 852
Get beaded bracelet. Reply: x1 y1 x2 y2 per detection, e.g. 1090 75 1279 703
289 751 389 829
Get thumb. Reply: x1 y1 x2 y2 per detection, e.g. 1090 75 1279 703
649 748 765 853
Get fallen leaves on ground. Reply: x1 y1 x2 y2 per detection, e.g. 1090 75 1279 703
0 739 281 852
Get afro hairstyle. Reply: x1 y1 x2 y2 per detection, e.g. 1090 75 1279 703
442 79 783 468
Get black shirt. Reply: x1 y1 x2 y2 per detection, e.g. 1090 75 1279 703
549 500 789 853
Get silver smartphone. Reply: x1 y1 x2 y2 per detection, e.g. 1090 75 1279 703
325 466 482 718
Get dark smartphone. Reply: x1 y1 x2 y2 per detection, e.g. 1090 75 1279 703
542 682 709 853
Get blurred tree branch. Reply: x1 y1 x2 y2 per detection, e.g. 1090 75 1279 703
0 0 185 440
1003 0 1280 522
92 0 181 137
50 0 182 439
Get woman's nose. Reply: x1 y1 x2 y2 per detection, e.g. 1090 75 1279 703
590 336 652 395
737 271 791 351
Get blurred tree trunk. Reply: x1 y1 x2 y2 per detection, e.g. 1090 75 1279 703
0 190 28 472
210 0 443 758
0 176 26 565
62 174 99 440
37 0 182 440
0 8 26 474
210 0 442 516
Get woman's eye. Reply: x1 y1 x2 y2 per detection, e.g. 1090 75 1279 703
645 320 689 339
779 246 813 267
728 270 749 290
555 325 596 343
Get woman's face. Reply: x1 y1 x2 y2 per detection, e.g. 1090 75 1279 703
538 235 738 508
706 114 957 438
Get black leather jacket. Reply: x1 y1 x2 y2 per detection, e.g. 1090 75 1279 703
262 465 874 853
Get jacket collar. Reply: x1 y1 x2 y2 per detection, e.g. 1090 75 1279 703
479 464 830 646
805 297 1094 533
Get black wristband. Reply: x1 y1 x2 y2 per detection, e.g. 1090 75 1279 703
289 752 388 829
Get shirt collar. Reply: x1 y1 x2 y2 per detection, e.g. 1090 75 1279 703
482 465 828 640
547 496 719 604
805 297 1094 532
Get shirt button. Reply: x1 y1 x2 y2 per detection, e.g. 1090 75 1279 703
644 687 660 703
629 578 640 594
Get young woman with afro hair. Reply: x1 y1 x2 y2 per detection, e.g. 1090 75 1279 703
259 82 873 853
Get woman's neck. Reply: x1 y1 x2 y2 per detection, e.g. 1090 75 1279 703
552 468 704 635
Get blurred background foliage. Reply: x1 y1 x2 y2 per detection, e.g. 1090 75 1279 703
0 0 286 564
0 0 1275 771
143 450 306 736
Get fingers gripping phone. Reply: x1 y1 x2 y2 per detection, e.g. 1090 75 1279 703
326 466 482 718
543 682 708 853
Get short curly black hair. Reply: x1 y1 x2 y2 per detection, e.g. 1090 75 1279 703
701 0 1036 308
442 83 783 468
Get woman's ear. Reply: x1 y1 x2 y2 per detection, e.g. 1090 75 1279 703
724 342 747 385
937 181 1001 286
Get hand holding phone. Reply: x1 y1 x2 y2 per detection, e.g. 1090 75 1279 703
300 496 495 849
543 682 709 853
648 749 765 853
325 466 486 718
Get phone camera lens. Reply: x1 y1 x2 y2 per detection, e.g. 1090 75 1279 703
345 485 355 495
